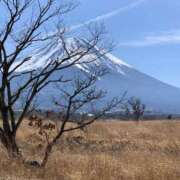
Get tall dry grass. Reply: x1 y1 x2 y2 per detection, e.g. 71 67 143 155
0 120 180 180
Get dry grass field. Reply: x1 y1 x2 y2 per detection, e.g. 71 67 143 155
0 120 180 180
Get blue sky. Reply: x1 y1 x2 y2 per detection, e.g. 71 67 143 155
1 0 180 87
66 0 180 87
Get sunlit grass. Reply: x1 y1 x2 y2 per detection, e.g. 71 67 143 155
0 120 180 179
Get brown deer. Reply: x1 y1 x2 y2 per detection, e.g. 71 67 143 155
28 114 38 126
34 118 42 128
48 123 56 130
28 114 56 145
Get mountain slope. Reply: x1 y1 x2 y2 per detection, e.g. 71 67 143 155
97 53 180 113
14 39 180 113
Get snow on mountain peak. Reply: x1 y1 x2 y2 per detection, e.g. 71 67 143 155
13 37 132 76
105 53 132 68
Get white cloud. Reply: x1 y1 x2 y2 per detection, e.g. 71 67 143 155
70 0 147 31
119 29 180 47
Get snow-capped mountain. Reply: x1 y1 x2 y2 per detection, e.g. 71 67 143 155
14 39 180 113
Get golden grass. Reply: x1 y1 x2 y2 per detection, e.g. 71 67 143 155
0 120 180 180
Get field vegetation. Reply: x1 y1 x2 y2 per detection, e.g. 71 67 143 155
0 120 179 180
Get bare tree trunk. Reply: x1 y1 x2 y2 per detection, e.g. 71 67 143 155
0 106 20 158
41 131 64 167
0 133 21 158
41 143 53 167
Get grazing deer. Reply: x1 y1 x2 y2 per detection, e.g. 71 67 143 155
42 124 49 130
42 123 55 130
48 123 56 130
28 114 38 126
28 115 43 128
28 114 56 145
35 118 42 128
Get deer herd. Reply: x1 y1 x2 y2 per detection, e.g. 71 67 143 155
28 114 56 136
28 111 89 136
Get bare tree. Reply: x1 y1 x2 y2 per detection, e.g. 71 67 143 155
40 66 124 167
123 97 146 121
0 0 113 159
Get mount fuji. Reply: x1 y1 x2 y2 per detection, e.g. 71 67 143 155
14 39 180 114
